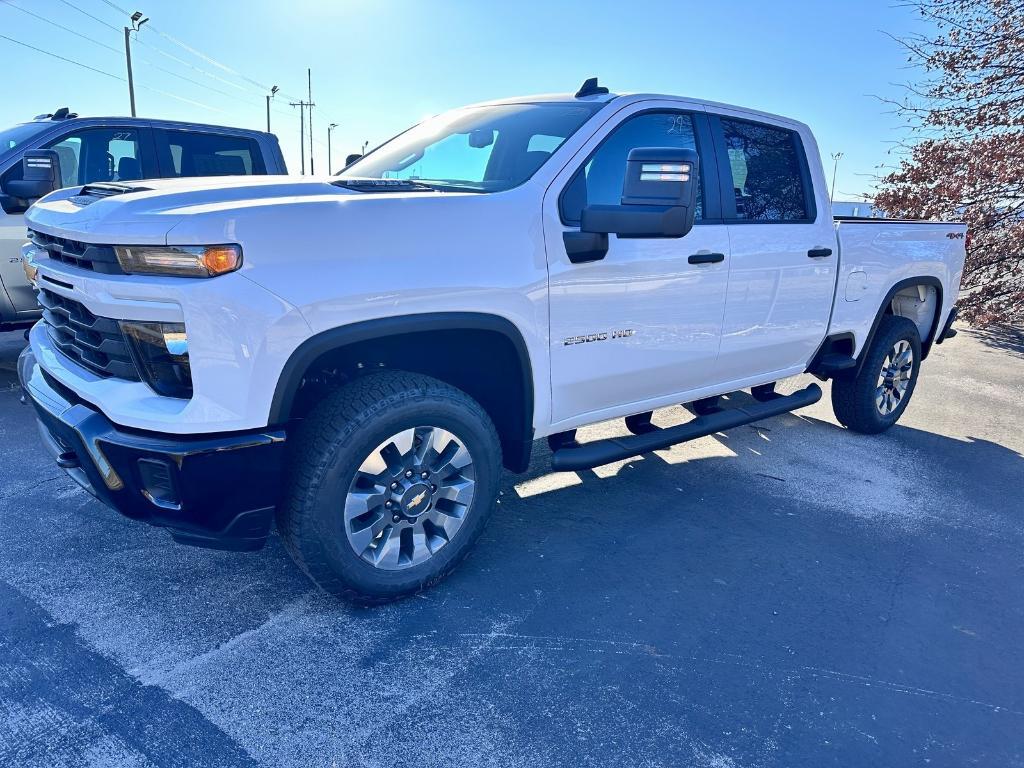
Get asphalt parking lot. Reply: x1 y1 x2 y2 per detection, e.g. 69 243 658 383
1 325 1022 768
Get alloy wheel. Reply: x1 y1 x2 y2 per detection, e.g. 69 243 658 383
343 426 476 570
875 339 914 416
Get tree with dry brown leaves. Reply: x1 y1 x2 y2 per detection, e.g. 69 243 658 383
875 0 1024 325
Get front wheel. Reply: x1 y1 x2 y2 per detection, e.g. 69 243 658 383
831 315 922 434
279 371 502 603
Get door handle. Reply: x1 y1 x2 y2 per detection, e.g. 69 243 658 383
807 247 833 258
688 252 725 265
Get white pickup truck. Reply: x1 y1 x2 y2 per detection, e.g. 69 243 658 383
18 81 965 601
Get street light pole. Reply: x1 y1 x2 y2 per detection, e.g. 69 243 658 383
124 11 148 117
830 152 843 201
327 123 338 174
266 85 279 133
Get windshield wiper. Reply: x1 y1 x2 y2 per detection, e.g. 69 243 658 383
408 179 486 194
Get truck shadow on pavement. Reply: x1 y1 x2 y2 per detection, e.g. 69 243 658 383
3 331 1024 766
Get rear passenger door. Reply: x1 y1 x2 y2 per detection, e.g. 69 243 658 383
153 129 268 178
708 112 836 382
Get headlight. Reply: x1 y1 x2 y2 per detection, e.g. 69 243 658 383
120 321 192 398
114 245 242 277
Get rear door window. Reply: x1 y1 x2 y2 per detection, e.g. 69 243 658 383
718 118 811 221
156 130 266 177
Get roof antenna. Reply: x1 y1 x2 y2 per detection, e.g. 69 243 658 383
575 77 609 98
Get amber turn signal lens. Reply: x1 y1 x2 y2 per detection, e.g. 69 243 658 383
114 244 242 277
201 245 242 275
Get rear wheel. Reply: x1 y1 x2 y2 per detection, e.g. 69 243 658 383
279 371 502 603
831 315 922 434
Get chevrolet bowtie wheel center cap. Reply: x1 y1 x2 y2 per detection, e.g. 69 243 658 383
400 483 433 518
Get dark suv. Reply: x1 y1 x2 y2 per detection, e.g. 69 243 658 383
0 108 288 329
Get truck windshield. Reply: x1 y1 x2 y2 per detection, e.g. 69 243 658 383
340 102 605 193
0 122 49 160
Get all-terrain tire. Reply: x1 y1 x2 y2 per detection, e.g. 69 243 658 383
831 315 922 434
278 371 502 603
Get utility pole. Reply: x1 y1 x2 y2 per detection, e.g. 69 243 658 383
266 85 279 133
124 11 148 117
290 101 306 174
291 89 316 176
830 152 843 201
307 68 315 175
327 123 338 174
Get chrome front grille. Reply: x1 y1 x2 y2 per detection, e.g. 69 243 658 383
38 288 139 381
28 230 124 274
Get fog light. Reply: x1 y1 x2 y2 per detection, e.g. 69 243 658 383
137 458 180 510
120 321 192 398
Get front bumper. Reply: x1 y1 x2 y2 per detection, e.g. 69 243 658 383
18 346 286 551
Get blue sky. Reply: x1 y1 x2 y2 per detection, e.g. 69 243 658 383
0 0 929 198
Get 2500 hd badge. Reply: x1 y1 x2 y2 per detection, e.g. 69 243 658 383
564 328 636 345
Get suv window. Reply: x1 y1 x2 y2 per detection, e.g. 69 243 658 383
560 111 704 224
719 118 809 221
157 130 265 176
46 127 142 185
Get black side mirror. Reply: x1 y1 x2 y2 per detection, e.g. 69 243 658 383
344 153 363 167
563 147 699 264
5 150 64 200
583 147 699 238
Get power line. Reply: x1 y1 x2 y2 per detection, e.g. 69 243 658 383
0 31 123 80
0 31 225 114
53 0 120 32
57 0 280 103
48 0 300 123
0 0 120 54
96 0 302 101
2 0 245 115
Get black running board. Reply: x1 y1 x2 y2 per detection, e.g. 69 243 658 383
550 383 822 472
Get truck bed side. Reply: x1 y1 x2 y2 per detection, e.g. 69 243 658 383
828 219 967 357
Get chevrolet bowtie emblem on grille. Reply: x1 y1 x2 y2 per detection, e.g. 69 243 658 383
408 489 428 509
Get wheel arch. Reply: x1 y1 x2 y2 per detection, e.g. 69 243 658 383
856 276 944 374
269 312 535 472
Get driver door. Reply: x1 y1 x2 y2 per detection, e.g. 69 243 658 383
542 102 731 427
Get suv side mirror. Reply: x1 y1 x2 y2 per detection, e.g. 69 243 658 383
582 147 699 238
5 150 64 200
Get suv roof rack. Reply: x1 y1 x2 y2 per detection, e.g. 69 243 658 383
575 77 609 98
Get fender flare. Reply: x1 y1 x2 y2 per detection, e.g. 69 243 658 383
267 312 535 465
855 276 944 374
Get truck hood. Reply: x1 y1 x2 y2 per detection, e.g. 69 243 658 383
24 176 453 245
